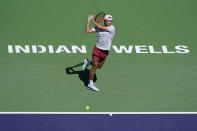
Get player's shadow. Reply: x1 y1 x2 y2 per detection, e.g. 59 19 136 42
65 62 97 87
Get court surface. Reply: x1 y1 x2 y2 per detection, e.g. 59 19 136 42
0 0 197 112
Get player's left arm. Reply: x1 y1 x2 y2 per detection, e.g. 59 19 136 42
86 15 94 33
90 15 109 31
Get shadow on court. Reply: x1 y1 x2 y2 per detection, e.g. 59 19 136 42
65 62 97 87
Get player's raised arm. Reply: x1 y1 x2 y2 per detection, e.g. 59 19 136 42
85 15 94 33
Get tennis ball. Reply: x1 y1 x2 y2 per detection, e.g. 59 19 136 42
86 106 90 110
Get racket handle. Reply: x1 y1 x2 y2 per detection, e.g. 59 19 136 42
88 16 91 20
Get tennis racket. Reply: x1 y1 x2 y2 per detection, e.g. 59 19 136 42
94 12 105 23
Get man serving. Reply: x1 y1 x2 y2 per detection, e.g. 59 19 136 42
82 14 115 91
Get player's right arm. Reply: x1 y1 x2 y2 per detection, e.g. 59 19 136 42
85 15 94 33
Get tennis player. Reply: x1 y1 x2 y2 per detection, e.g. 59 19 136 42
82 14 115 91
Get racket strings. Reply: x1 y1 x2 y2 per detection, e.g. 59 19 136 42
95 12 105 23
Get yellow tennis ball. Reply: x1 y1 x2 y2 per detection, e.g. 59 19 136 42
86 106 90 110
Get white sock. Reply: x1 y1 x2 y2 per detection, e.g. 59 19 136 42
89 80 93 85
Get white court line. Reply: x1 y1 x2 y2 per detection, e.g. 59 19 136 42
0 112 197 114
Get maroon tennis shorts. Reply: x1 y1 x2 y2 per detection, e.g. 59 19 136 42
92 45 109 62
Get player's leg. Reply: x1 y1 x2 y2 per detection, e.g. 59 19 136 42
87 45 101 91
89 61 98 80
87 46 101 91
97 50 108 69
88 60 100 91
97 59 106 69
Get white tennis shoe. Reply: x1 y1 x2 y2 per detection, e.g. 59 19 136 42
82 58 90 71
88 84 100 92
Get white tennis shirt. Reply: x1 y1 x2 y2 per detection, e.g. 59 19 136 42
92 25 115 50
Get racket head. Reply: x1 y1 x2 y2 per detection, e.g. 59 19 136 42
94 12 105 23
